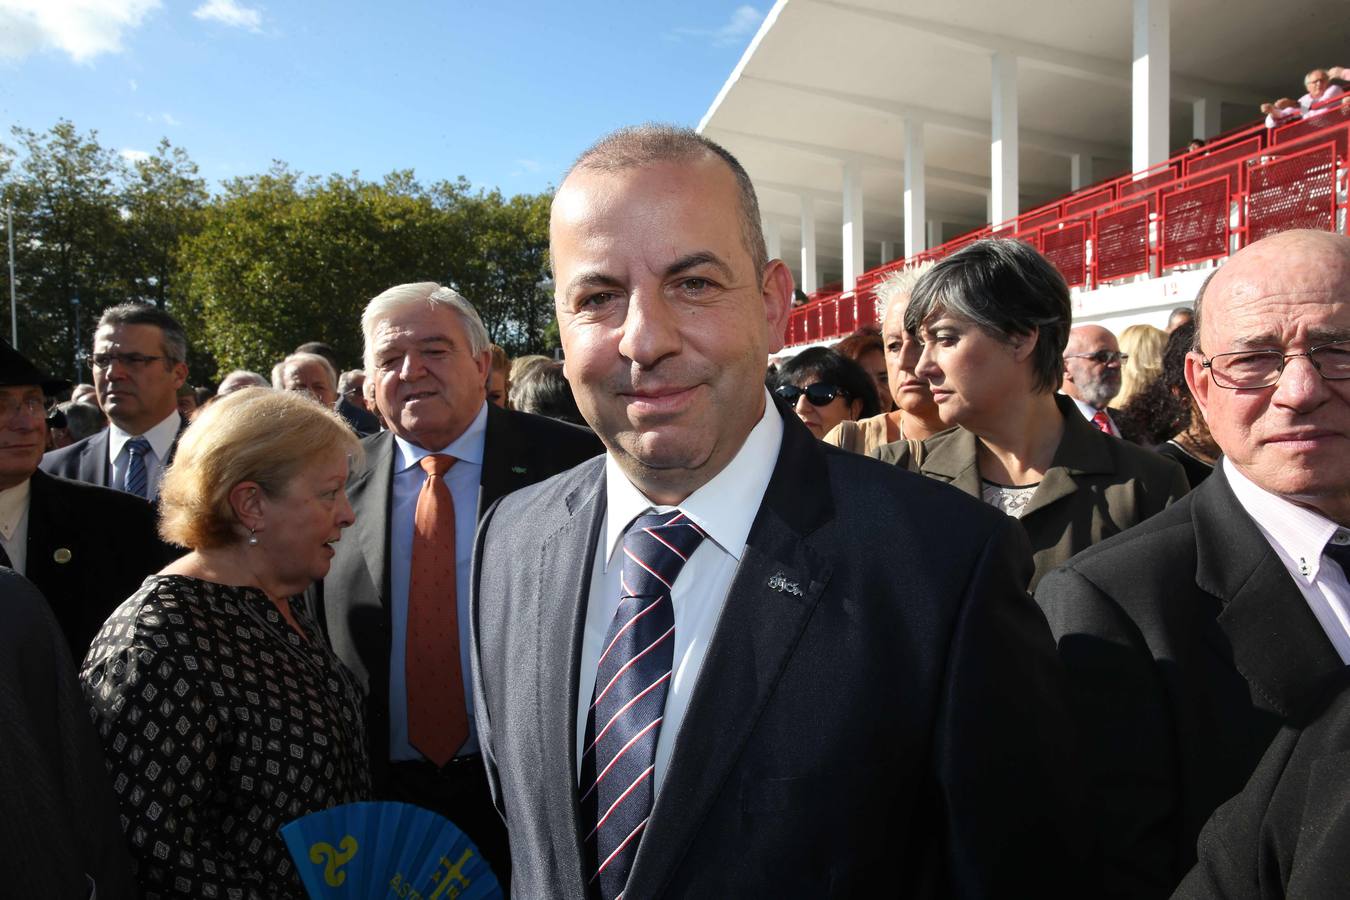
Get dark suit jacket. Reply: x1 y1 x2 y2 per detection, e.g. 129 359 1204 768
1035 467 1346 900
0 568 135 899
1174 672 1350 900
314 401 603 783
471 406 1093 897
41 412 188 488
26 468 177 658
876 393 1189 589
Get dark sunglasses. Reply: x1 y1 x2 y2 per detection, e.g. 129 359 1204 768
774 383 849 406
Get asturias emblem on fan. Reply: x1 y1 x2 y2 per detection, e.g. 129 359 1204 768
309 836 359 887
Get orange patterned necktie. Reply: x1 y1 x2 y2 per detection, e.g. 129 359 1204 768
406 453 468 766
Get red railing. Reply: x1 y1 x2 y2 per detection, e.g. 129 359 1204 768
784 105 1350 346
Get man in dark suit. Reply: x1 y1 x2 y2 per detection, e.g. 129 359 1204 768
1062 324 1126 436
0 342 173 658
1174 670 1350 900
1036 228 1350 898
42 303 190 497
0 568 135 899
471 125 1090 898
313 282 602 881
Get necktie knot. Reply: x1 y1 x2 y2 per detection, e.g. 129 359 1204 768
621 510 707 599
1325 533 1350 573
127 436 151 457
420 453 456 479
1091 409 1113 434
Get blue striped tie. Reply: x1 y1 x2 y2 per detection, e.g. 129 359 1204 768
580 509 706 900
124 436 151 498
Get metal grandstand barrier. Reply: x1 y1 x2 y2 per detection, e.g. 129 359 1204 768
782 112 1350 347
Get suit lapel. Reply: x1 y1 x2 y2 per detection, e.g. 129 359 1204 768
1022 398 1114 519
347 432 396 604
478 402 530 519
1196 468 1343 717
919 426 982 498
536 469 606 898
625 413 835 897
82 430 110 486
24 471 57 586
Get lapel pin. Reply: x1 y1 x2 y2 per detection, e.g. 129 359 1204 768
1299 556 1310 577
54 548 72 564
511 466 527 474
767 572 803 597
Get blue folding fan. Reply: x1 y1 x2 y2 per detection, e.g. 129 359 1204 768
282 801 502 899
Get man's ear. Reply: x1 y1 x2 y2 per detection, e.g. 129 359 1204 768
761 259 794 356
1185 352 1212 423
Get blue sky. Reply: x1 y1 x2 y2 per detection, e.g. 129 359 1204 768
0 0 764 195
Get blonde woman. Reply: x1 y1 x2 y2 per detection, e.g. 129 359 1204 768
81 388 371 900
1116 323 1168 408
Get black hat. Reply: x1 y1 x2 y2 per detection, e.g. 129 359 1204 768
0 341 72 394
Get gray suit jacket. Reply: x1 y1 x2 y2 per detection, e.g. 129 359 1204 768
1036 467 1346 899
41 413 188 489
472 405 1094 897
876 393 1189 589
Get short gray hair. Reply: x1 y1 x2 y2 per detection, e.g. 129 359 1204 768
361 282 490 370
274 351 337 390
56 400 106 442
97 302 188 364
875 262 935 323
564 124 769 277
218 369 269 396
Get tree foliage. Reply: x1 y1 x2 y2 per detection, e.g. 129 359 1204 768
1 120 558 386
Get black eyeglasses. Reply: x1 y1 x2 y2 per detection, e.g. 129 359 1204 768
90 352 168 371
1063 350 1129 365
1199 340 1350 389
774 383 850 406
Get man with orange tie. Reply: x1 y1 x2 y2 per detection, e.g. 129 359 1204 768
1062 324 1127 436
311 282 601 881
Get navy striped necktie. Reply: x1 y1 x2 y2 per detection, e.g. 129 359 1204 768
580 509 706 900
124 436 152 499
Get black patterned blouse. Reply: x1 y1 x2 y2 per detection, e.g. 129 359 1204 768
81 574 372 900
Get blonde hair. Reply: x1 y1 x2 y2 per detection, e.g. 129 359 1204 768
158 388 363 549
1117 324 1168 407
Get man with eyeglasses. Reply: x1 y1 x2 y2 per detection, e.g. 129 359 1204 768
1062 324 1127 437
0 341 172 658
42 303 190 499
1036 229 1350 899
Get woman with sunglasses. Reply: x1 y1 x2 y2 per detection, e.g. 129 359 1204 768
876 239 1189 589
773 346 880 439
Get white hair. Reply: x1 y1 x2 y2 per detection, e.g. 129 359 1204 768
274 352 337 390
875 261 936 322
361 282 490 370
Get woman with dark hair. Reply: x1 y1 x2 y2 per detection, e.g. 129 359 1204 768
876 238 1188 588
1117 322 1221 486
773 346 880 439
833 327 893 413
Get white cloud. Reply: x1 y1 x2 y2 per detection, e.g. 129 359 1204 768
120 148 150 163
0 0 161 64
669 5 763 48
161 112 179 126
192 0 261 31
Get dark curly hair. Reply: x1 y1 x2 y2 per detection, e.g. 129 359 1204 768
1117 322 1195 446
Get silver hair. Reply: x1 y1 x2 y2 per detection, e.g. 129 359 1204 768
217 369 269 396
274 351 337 390
875 262 936 323
361 282 490 370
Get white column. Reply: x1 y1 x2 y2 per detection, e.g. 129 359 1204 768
1070 154 1093 191
799 195 818 294
763 218 782 261
880 240 895 263
904 119 927 258
927 220 942 248
991 51 1020 224
1133 0 1171 171
1192 97 1221 140
842 160 865 291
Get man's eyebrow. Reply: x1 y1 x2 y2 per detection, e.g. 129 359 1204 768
1310 327 1350 344
1225 333 1281 349
664 251 734 283
563 271 626 297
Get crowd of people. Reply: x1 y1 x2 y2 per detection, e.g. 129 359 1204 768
2 123 1348 900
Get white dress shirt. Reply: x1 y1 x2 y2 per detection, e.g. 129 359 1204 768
575 390 783 790
0 478 31 574
1225 458 1350 663
388 400 486 761
108 410 182 497
1069 396 1120 437
1265 84 1346 127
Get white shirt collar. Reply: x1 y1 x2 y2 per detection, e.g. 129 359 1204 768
1224 457 1347 583
1069 396 1103 420
393 399 488 472
109 410 182 460
602 388 784 568
0 478 31 542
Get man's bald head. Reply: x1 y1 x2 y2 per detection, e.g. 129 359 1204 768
1062 324 1123 409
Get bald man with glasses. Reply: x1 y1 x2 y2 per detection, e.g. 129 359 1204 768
1036 229 1350 899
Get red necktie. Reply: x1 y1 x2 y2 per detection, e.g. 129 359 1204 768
1091 409 1114 435
406 453 468 766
